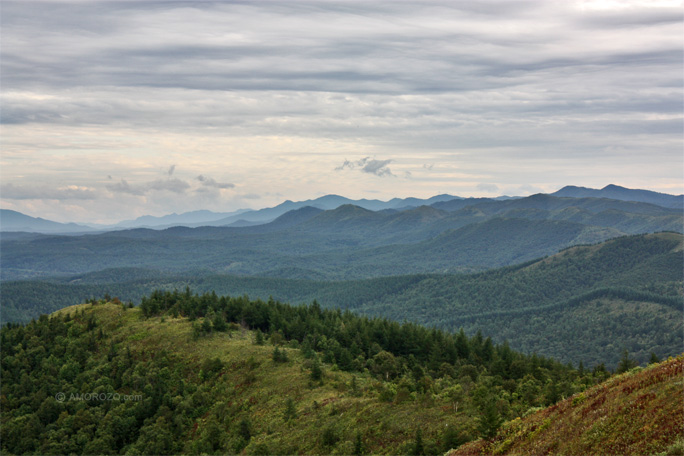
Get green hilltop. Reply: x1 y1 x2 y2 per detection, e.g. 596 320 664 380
2 296 681 455
2 297 608 455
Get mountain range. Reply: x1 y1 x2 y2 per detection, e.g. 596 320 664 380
0 194 465 233
2 184 680 233
1 185 682 364
1 190 681 282
551 184 683 209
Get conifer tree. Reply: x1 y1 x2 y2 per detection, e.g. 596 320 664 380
412 428 424 455
649 352 661 364
284 398 297 422
616 349 638 373
478 398 502 439
353 431 364 456
311 357 323 381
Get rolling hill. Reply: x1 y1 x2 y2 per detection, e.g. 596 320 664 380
3 232 681 368
0 297 587 455
2 296 680 455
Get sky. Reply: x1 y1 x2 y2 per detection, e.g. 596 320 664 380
1 0 682 224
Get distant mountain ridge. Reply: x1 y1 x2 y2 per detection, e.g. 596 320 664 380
2 191 682 281
113 209 249 228
3 185 681 233
0 209 93 234
552 184 683 209
204 193 460 228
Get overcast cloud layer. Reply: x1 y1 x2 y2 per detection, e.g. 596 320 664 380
1 0 682 223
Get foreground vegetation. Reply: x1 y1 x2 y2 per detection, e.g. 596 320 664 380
449 355 684 456
1 293 617 455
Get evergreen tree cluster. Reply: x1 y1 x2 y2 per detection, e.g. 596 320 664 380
139 288 588 386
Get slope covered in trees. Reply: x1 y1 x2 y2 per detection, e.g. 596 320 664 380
1 298 608 455
3 232 681 368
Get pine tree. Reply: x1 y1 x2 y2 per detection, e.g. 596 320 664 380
311 357 323 382
272 346 288 363
649 352 661 364
284 397 297 421
254 330 265 345
412 428 424 455
353 431 364 456
478 398 502 439
238 417 251 442
616 349 638 373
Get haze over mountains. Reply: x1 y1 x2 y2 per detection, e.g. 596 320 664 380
0 210 94 234
2 189 681 281
551 184 683 209
2 184 680 234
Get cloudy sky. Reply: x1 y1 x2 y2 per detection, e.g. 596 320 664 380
1 0 682 224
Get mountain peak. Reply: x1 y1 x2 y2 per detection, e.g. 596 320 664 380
329 204 374 215
602 184 626 191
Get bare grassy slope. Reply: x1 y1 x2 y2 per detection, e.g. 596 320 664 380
448 355 684 456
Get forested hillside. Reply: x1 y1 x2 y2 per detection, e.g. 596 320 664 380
4 232 681 368
0 298 605 455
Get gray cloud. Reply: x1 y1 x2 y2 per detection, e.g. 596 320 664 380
147 178 190 193
336 157 394 177
106 179 143 196
107 178 190 195
196 175 235 189
1 1 680 155
362 159 394 177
